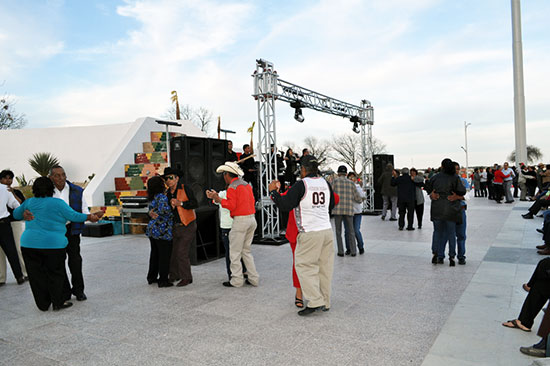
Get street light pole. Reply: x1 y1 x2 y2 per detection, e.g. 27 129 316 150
462 121 472 174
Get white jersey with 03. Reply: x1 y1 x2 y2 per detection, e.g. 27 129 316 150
295 177 332 233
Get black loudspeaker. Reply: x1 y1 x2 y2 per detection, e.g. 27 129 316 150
373 154 394 210
189 207 222 265
171 136 209 207
171 136 230 207
208 138 229 192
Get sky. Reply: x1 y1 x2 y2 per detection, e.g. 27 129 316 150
1 0 549 168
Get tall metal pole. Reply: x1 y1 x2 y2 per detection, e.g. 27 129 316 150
464 121 471 173
511 0 527 164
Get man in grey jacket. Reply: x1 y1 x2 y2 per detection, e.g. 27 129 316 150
378 163 398 221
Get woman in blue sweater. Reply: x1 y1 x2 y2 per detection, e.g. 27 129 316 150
14 177 101 311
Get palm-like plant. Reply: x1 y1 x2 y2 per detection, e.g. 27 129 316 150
28 152 60 177
507 145 543 164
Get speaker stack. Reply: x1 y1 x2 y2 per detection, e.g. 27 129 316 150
170 136 230 264
372 154 394 210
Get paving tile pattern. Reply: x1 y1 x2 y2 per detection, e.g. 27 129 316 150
0 197 541 365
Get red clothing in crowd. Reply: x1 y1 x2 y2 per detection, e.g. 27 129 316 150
493 170 509 184
221 177 255 217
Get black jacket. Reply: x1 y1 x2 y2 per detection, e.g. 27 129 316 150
424 173 466 222
391 174 416 203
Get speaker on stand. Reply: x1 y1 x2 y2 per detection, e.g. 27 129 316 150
373 154 394 210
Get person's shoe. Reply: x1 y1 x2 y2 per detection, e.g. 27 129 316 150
245 279 255 286
337 253 344 257
418 225 422 229
537 228 544 234
520 199 528 201
496 201 502 204
505 200 514 203
322 307 330 312
538 248 550 255
222 281 235 287
351 253 356 257
345 250 351 256
522 213 534 219
147 278 158 285
406 227 415 231
359 248 365 255
458 259 466 265
74 292 87 301
0 282 5 287
398 227 404 231
519 346 545 357
177 280 192 287
16 277 26 285
381 215 385 221
432 254 437 264
437 258 444 264
158 281 174 288
536 244 548 250
298 305 325 316
449 258 455 267
53 301 73 311
389 218 398 221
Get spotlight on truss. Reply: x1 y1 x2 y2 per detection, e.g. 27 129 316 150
350 116 361 133
290 101 305 123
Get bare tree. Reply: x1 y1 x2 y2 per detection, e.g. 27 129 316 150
163 103 194 121
1 95 27 129
330 133 387 174
303 136 331 168
194 106 212 134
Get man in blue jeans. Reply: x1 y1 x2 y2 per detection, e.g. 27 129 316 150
451 162 469 265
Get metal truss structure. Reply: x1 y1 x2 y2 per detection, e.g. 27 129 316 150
252 59 375 239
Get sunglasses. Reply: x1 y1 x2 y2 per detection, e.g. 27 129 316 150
165 175 176 180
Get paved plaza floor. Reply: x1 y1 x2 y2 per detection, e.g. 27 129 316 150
0 197 548 365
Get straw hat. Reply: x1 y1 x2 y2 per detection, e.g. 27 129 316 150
216 161 244 176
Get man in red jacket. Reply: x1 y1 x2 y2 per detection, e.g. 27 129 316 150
206 162 259 288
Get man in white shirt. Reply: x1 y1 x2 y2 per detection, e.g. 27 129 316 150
50 165 90 301
0 179 25 285
502 162 516 203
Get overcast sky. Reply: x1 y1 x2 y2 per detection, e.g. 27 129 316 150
1 0 549 168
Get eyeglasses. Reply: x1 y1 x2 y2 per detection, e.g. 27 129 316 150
165 175 176 180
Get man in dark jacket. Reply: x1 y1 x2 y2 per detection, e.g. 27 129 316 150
391 168 416 231
377 163 398 221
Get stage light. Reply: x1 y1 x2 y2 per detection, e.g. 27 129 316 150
350 116 360 123
352 122 360 134
290 101 305 123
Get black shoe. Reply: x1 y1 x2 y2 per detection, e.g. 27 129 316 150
158 281 174 288
406 227 415 231
75 292 87 301
16 277 26 285
337 253 344 257
389 218 397 221
351 254 356 257
522 213 534 219
359 248 365 255
322 307 330 312
245 279 253 286
437 258 444 264
418 225 422 229
222 281 235 287
381 216 385 221
432 254 437 264
345 250 350 256
0 282 5 287
449 258 455 267
458 259 466 265
537 229 544 234
147 278 158 285
298 305 325 316
505 200 514 203
53 301 73 311
519 346 545 357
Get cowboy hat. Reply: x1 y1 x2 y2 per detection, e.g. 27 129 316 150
216 161 244 176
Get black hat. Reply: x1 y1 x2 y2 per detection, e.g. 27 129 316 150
162 167 182 178
337 165 347 174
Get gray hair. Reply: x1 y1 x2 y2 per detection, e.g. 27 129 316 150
401 167 409 174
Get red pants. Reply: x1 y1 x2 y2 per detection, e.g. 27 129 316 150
290 240 301 289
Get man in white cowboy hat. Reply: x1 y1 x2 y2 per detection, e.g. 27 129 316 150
206 162 259 288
